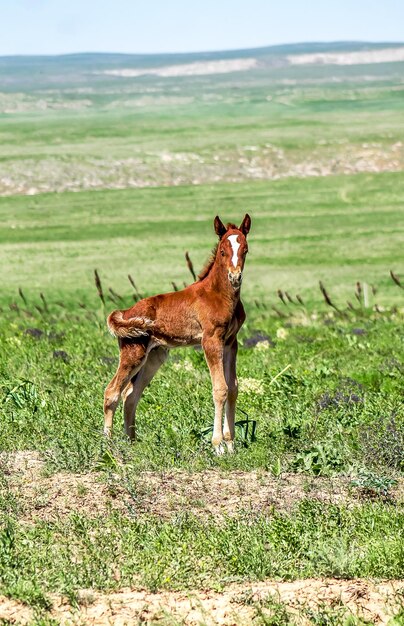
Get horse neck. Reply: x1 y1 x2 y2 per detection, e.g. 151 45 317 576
205 257 240 303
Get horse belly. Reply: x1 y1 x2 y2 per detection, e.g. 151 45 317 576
132 292 203 348
155 316 202 348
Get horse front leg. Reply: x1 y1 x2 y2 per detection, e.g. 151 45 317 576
223 337 238 453
203 336 227 455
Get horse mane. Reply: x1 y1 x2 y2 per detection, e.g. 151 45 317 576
198 244 218 280
198 223 238 281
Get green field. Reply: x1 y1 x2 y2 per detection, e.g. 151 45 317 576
1 172 404 309
0 44 404 624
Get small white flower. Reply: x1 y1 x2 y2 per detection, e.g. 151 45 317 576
183 360 194 372
172 360 194 372
276 327 289 340
238 377 264 395
255 340 270 351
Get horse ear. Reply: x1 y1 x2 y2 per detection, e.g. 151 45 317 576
239 213 251 236
214 216 227 239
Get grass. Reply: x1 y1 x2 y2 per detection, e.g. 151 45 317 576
1 48 404 200
0 180 403 619
0 45 403 623
0 502 402 603
1 303 403 474
0 296 403 617
1 171 404 307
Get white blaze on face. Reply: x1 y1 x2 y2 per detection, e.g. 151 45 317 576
227 234 240 268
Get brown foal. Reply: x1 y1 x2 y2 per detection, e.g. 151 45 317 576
104 213 251 453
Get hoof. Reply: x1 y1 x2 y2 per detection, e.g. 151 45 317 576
214 443 225 456
103 427 112 438
225 441 235 454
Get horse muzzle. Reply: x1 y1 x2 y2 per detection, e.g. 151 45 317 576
228 270 242 290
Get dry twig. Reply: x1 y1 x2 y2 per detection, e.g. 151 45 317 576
319 281 340 312
185 251 197 282
94 269 105 306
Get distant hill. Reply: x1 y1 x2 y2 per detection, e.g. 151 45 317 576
2 40 404 64
1 41 403 91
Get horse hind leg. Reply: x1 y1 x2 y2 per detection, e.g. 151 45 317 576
103 342 148 438
122 373 139 441
123 347 168 441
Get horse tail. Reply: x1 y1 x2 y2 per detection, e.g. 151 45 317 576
107 310 155 338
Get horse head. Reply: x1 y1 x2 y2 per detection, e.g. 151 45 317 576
214 213 251 290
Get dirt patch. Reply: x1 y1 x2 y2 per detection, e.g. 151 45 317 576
1 141 403 196
0 451 128 521
1 451 403 523
1 579 403 625
134 469 355 519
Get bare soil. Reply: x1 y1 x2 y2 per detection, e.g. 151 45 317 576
1 578 403 625
1 452 403 624
1 141 403 196
1 451 403 523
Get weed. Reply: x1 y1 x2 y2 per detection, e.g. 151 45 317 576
253 595 293 625
293 441 349 476
303 603 370 625
359 415 404 472
351 470 398 499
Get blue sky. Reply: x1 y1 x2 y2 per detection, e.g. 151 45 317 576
1 0 403 56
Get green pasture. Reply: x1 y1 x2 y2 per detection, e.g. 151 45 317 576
1 51 404 310
0 300 403 616
1 503 403 612
1 171 404 308
0 47 404 621
1 76 403 181
1 51 404 204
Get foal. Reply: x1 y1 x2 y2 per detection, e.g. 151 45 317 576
104 213 251 453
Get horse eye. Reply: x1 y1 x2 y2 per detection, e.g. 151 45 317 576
220 249 225 256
